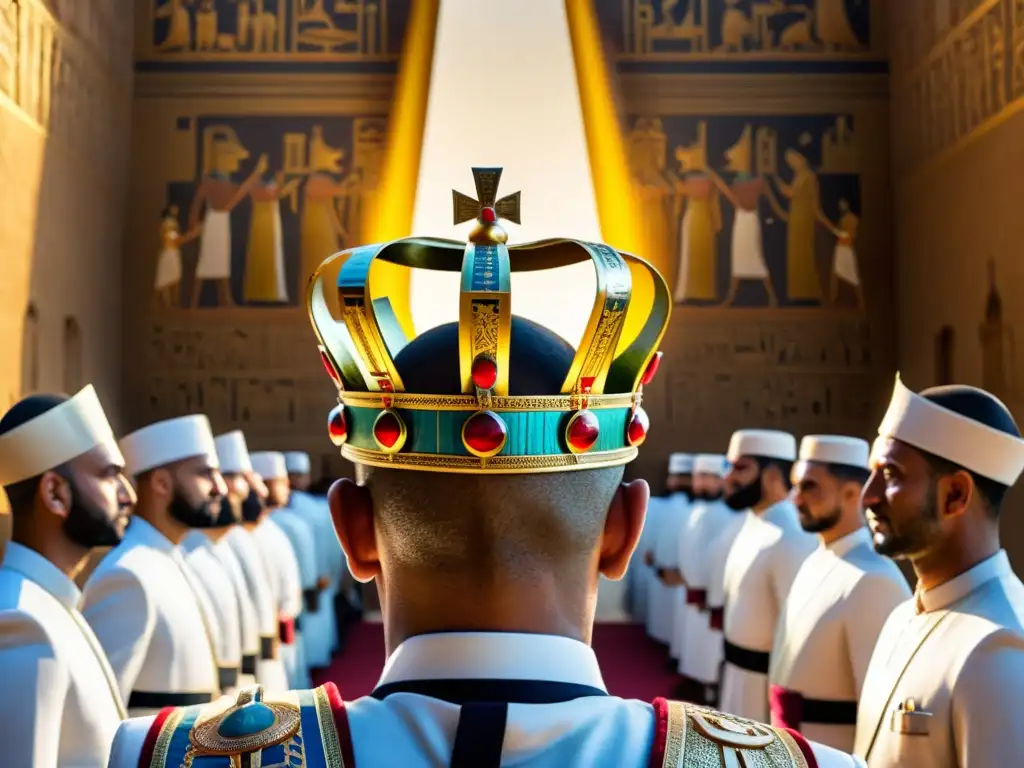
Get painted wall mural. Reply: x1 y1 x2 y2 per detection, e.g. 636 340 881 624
626 113 863 310
155 115 386 310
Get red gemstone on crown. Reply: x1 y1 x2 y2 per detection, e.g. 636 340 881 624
641 351 663 386
327 405 347 446
320 349 341 386
627 407 649 447
480 206 497 224
462 411 508 457
373 410 403 450
471 355 498 390
566 410 600 453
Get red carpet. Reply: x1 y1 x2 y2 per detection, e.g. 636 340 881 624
313 622 678 702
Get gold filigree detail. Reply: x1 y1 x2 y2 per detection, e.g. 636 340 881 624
339 391 636 412
471 300 500 356
661 702 808 768
313 685 345 768
190 701 301 755
341 445 638 474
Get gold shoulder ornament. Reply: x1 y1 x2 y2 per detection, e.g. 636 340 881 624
189 685 302 756
660 700 811 768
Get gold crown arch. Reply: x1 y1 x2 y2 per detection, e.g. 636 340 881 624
307 168 672 474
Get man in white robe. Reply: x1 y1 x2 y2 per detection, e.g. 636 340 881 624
677 453 732 704
854 379 1024 767
82 415 224 716
285 450 337 669
651 453 694 658
250 451 311 688
720 429 817 721
0 386 132 766
769 435 910 751
703 499 749 705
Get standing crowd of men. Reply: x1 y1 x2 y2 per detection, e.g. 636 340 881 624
629 381 1024 765
0 388 354 766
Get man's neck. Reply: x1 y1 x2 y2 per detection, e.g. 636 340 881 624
135 506 188 545
752 493 786 515
11 531 90 582
912 536 1001 593
380 570 593 658
205 527 232 543
818 513 863 547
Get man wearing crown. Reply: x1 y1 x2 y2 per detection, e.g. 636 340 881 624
0 387 134 765
854 379 1024 766
107 169 865 767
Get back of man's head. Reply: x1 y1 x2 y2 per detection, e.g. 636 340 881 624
0 393 70 516
362 316 627 577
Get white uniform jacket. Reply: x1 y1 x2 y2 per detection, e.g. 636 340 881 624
0 542 125 767
81 518 219 716
108 631 867 767
768 527 910 751
854 550 1024 767
720 501 816 721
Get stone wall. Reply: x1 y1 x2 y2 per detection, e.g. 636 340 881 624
121 0 411 477
0 0 134 540
888 0 1024 566
596 0 894 489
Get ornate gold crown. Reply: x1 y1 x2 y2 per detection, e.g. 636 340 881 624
306 167 671 474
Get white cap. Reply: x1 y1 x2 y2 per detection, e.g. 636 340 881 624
284 451 311 474
694 454 728 476
727 429 797 463
799 435 869 468
0 385 124 486
215 431 252 474
251 451 287 480
120 415 219 477
668 453 694 475
878 374 1024 485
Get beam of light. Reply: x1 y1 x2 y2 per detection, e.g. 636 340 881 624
407 0 601 348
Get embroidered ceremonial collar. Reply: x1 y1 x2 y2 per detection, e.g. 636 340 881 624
825 526 872 557
1 541 81 609
375 632 608 693
918 550 1011 613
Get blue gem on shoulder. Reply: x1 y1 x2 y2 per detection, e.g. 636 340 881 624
217 700 277 738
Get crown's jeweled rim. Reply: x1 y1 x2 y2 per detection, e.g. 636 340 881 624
341 443 638 474
338 391 638 412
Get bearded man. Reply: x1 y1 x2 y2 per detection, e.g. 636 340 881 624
768 435 909 751
0 387 134 765
81 414 226 716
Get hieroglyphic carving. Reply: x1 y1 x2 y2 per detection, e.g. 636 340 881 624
1013 0 1024 97
144 0 404 60
894 0 1008 172
143 314 337 445
616 0 872 58
663 311 882 443
0 0 18 100
0 0 124 172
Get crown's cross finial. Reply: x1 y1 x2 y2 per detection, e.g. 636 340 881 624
453 167 521 245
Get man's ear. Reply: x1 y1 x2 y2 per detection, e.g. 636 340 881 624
598 479 649 581
37 470 69 518
941 470 974 519
328 478 380 583
142 467 173 499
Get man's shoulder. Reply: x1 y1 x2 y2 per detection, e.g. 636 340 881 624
110 688 857 767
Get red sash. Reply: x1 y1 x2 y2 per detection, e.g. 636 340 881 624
278 617 296 645
685 588 707 610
